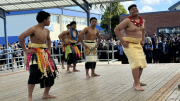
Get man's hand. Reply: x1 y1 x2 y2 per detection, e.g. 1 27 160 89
75 41 79 45
25 49 34 54
93 45 99 49
61 42 65 46
121 40 129 48
48 49 51 55
140 40 145 47
83 44 90 49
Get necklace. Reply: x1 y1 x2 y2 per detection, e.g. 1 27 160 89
70 28 78 40
128 16 143 27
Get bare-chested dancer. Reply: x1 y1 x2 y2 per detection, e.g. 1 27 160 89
59 21 81 73
114 4 147 91
79 17 101 78
19 11 57 101
58 24 73 69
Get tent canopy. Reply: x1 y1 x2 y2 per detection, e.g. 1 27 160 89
0 0 133 12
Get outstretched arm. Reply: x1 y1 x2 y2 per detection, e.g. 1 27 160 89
18 27 35 53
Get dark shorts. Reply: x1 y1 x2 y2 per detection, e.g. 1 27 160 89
67 53 77 65
85 62 96 69
61 52 65 61
28 64 56 88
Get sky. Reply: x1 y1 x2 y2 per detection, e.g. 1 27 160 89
65 0 180 14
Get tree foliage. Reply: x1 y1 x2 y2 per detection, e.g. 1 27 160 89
94 2 127 38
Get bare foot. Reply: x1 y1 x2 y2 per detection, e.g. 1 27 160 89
73 69 80 72
42 95 56 99
28 97 32 101
140 82 147 86
86 74 91 78
91 73 100 77
62 66 65 69
66 70 72 73
133 84 144 91
133 83 147 86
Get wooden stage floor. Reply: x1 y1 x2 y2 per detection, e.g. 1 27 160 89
1 62 180 101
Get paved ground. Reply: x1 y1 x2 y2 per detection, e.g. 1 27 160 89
1 62 180 101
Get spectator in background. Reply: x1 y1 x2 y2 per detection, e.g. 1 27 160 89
175 35 180 45
169 39 176 63
114 41 119 59
160 38 169 63
14 46 23 68
0 44 6 70
152 34 156 45
176 39 180 63
174 33 177 41
145 39 153 63
7 44 14 69
56 43 61 63
166 33 170 41
99 40 108 61
153 40 161 63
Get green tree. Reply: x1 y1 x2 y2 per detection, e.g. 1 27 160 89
94 2 127 38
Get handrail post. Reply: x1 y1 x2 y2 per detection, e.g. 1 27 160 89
107 42 109 64
112 42 114 63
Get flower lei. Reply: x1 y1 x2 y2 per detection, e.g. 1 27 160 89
128 16 143 27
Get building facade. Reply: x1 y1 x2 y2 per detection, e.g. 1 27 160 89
0 8 103 45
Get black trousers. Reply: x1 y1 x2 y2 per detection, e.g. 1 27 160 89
146 57 152 63
15 57 22 67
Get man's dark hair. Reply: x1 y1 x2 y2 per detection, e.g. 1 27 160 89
66 24 71 27
70 21 76 26
90 17 97 22
36 11 50 23
128 4 137 11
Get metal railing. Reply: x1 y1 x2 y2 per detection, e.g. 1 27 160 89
0 41 119 72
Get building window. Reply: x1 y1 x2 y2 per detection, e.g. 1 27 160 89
82 19 87 25
51 15 60 23
158 27 180 34
97 20 101 25
63 17 68 24
68 17 74 24
77 18 81 25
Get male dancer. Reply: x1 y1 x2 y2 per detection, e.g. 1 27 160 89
58 24 72 69
18 11 57 101
114 4 147 91
79 17 101 78
59 21 81 73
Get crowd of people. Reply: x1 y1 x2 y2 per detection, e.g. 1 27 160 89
144 33 180 63
1 33 180 71
0 42 23 70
